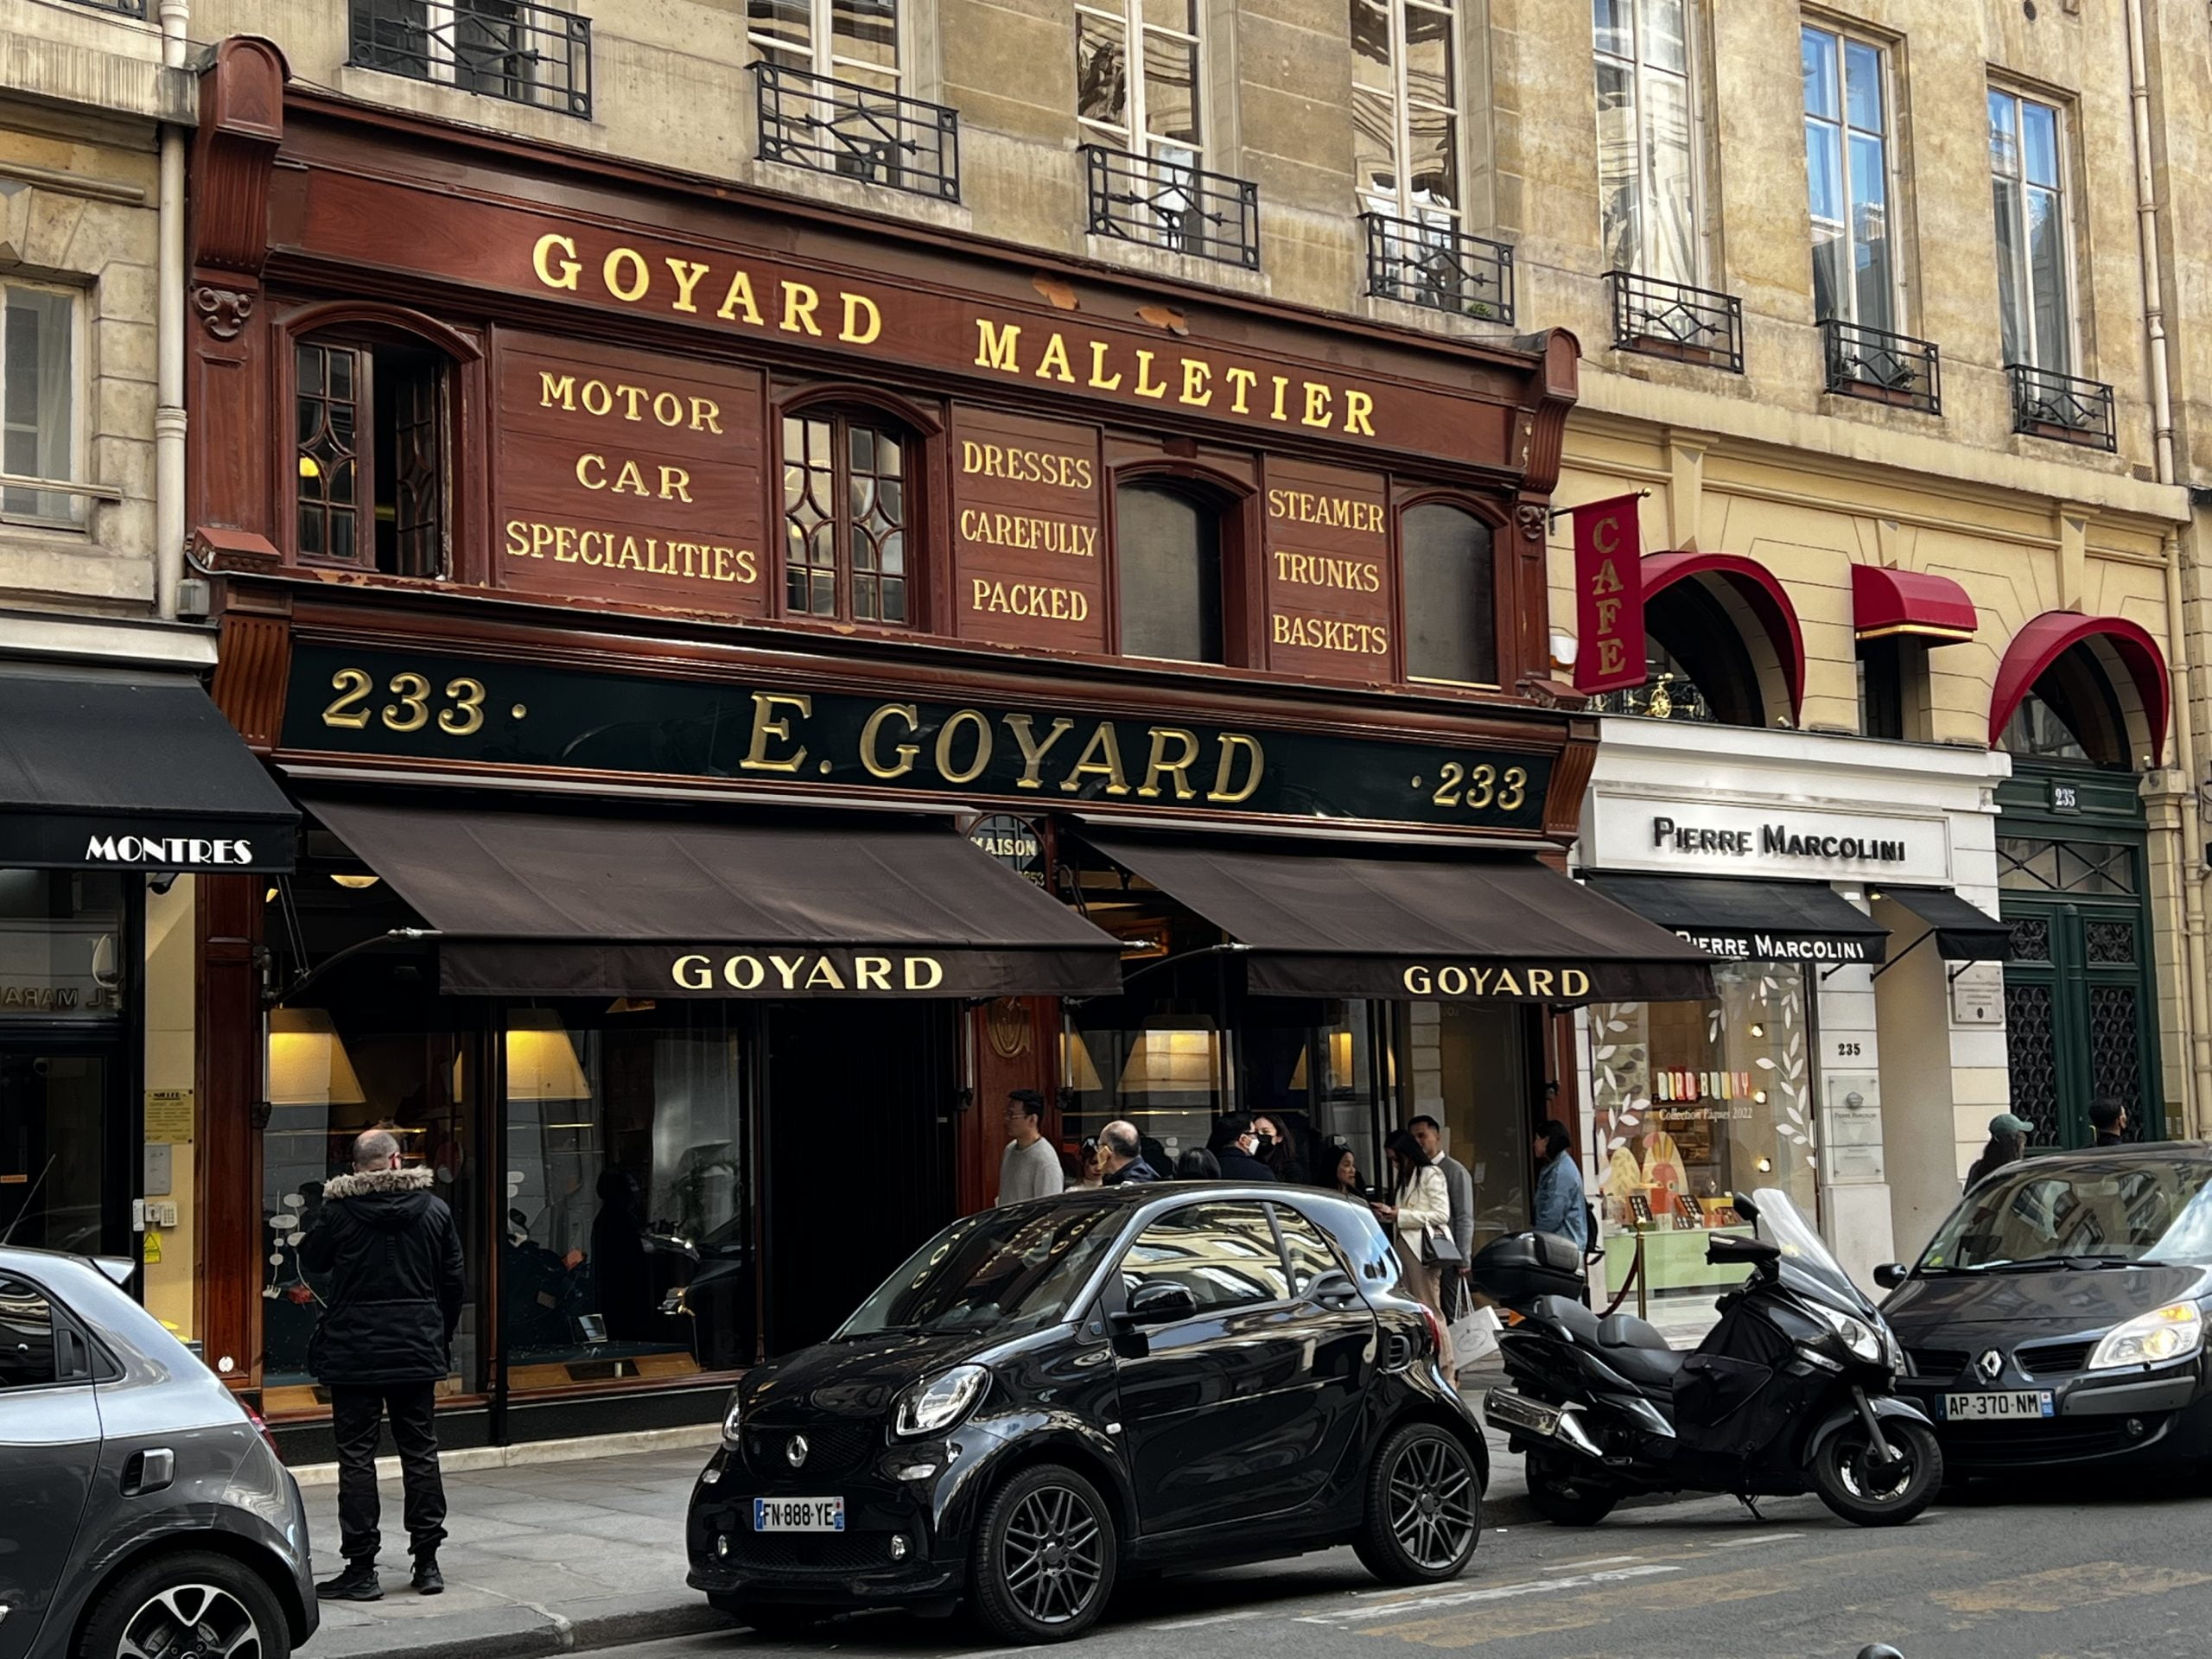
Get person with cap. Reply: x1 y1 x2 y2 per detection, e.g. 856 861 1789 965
995 1089 1065 1205
1963 1112 2033 1191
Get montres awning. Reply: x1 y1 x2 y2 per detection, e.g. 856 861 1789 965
305 799 1123 998
1878 886 2009 962
0 668 296 871
1581 873 1888 967
1074 831 1713 1002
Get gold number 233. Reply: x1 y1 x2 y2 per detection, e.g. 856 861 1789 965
321 669 486 736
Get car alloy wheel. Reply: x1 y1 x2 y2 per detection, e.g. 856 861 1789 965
1000 1482 1105 1627
115 1583 264 1659
1384 1433 1480 1570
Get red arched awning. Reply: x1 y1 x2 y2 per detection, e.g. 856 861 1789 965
1988 612 2171 763
1852 564 1978 644
1641 551 1807 721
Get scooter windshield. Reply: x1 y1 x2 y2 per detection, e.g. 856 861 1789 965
1752 1186 1874 1316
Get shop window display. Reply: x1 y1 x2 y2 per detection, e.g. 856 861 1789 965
1586 962 1819 1300
1408 1001 1529 1245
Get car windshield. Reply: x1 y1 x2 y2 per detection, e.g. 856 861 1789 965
1751 1185 1871 1313
836 1202 1124 1339
1917 1160 2212 1272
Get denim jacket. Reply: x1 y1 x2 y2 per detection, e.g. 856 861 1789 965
1534 1150 1589 1251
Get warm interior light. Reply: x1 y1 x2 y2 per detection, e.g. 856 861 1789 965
264 887 278 904
507 1008 591 1102
1289 1028 1360 1092
268 1007 368 1107
1059 1029 1104 1092
606 997 658 1014
1755 1156 1773 1173
329 873 381 890
299 455 321 480
1117 1017 1217 1094
1748 1023 1764 1038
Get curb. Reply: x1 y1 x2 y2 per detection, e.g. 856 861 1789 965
308 1599 733 1659
289 1422 722 1489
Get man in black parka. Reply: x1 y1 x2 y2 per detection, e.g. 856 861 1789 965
304 1127 466 1601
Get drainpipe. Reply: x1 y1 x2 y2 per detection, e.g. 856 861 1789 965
154 0 189 620
2125 0 2210 1130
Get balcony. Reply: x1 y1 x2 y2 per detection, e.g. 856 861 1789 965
1083 146 1259 270
1362 213 1514 324
2009 363 2117 451
1607 270 1744 372
65 0 148 14
348 0 592 118
1821 319 1942 416
753 61 960 203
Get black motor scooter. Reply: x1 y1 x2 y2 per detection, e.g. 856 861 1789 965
1478 1187 1941 1528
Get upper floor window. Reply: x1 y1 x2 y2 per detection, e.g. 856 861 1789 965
347 0 594 118
1352 0 1460 228
1802 24 1897 333
1989 87 2074 376
1400 503 1495 685
1116 481 1223 664
750 0 901 89
1592 0 1700 286
782 411 910 625
294 336 448 578
1 284 78 528
1077 0 1201 162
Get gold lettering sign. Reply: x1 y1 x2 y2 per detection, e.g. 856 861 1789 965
1262 460 1395 680
1399 964 1594 999
671 951 946 994
950 410 1107 650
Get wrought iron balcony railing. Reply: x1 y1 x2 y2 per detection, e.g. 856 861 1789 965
753 61 960 202
67 0 148 16
1821 318 1942 416
1607 270 1745 372
2009 363 2117 451
1083 146 1259 270
1362 213 1514 324
348 0 592 118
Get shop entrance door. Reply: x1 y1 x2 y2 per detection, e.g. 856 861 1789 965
1998 768 2162 1147
761 1001 958 1354
0 1044 123 1256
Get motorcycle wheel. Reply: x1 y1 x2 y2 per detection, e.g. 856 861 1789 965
1810 1418 1942 1527
1524 1455 1618 1527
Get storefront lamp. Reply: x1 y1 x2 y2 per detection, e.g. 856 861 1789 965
267 1008 368 1107
329 874 381 890
1117 1016 1218 1094
507 1009 591 1102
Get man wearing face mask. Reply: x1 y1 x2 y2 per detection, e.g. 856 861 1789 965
1207 1113 1277 1182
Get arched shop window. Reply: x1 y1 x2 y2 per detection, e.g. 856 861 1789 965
1116 480 1224 664
782 410 912 625
1592 577 1765 725
1401 503 1497 685
1999 643 2133 769
294 333 450 577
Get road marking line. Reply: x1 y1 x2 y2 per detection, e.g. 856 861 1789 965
1556 1555 1642 1569
1295 1564 1681 1624
1704 1531 1806 1548
1147 1610 1275 1630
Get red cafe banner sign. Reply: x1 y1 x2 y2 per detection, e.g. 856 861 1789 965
1571 495 1646 695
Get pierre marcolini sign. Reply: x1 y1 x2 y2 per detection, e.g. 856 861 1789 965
1652 815 1909 864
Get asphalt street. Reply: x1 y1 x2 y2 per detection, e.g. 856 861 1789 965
611 1471 2212 1659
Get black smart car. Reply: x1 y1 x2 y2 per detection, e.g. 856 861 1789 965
687 1183 1484 1643
1877 1143 2212 1476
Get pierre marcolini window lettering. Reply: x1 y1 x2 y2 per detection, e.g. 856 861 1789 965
1650 815 1907 864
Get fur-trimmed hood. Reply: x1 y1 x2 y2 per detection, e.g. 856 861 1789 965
323 1165 435 1201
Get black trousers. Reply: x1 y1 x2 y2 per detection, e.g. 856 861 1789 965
331 1381 448 1563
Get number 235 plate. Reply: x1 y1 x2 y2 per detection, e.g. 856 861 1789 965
753 1497 845 1532
1940 1390 2055 1421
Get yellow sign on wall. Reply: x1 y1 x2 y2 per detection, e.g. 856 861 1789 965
144 1090 194 1144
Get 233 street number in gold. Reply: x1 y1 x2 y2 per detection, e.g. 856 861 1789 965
321 668 490 737
1427 760 1528 814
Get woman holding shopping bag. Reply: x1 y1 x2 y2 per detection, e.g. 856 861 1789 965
1372 1128 1457 1377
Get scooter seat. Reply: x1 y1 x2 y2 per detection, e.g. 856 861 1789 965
1596 1313 1670 1351
1532 1294 1603 1344
1598 1343 1685 1388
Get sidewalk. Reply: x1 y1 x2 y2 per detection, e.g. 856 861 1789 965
298 1402 1541 1659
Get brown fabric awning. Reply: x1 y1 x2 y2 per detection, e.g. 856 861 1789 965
1075 830 1713 1003
306 798 1123 999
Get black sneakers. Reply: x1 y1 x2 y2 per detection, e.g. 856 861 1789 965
410 1554 445 1596
315 1561 382 1602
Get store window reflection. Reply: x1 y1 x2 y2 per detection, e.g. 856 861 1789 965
1062 1012 1223 1174
501 1001 750 1389
1408 1001 1529 1246
260 1003 478 1410
1586 963 1819 1303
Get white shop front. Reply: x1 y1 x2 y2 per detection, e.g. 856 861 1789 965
1572 719 2015 1299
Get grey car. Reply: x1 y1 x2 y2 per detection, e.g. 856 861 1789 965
0 1246 317 1659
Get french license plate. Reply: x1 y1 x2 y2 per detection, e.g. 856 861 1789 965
753 1497 846 1532
1941 1390 2055 1421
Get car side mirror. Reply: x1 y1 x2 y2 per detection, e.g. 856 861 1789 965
1117 1281 1198 1328
1872 1262 1910 1290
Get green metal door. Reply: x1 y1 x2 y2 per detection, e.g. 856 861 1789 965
1997 767 2163 1147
